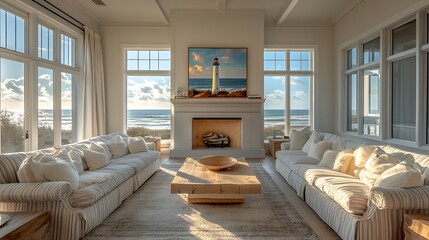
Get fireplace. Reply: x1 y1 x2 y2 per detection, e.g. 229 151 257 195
192 118 242 149
170 98 265 158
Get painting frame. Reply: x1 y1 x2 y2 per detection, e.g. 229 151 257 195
188 47 247 98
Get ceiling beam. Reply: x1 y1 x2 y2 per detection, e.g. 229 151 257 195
154 0 168 24
218 0 226 11
276 0 300 25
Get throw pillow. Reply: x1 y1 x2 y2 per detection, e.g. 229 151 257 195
332 149 354 174
307 140 327 161
319 150 339 169
374 161 423 188
83 149 109 171
68 149 85 174
107 135 129 159
17 156 46 183
302 130 323 153
90 142 112 160
128 137 149 154
353 145 377 177
359 147 400 187
31 158 80 190
289 127 310 150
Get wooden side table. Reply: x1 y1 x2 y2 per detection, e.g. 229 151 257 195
404 213 429 240
144 136 161 152
0 212 51 240
269 137 290 158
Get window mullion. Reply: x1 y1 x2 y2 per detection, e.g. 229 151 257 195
53 68 61 146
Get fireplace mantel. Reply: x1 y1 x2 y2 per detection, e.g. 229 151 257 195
170 98 265 158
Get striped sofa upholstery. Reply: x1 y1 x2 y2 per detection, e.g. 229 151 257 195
276 132 429 240
0 133 160 240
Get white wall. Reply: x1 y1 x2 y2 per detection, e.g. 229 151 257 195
171 9 265 97
102 26 170 132
265 27 335 133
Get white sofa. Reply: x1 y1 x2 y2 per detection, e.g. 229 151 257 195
0 133 160 240
276 132 429 240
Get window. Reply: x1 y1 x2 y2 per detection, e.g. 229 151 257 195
61 34 75 67
264 48 314 138
344 37 380 136
392 20 416 55
0 57 25 153
0 8 24 53
125 48 171 139
38 24 54 61
0 4 82 152
126 50 171 71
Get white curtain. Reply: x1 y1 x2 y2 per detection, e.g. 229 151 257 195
83 26 106 138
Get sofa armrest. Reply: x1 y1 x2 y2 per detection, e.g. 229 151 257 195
370 186 429 210
0 182 72 202
280 142 290 150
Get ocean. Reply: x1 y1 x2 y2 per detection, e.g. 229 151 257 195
25 109 309 131
127 109 309 130
188 78 246 92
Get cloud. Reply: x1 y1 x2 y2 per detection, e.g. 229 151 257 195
4 78 24 95
220 56 231 63
266 89 284 100
126 76 171 109
192 52 204 63
292 91 307 101
1 77 24 104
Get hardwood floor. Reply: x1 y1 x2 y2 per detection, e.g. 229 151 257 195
160 151 341 239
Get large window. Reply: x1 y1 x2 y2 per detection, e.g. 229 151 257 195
0 3 82 152
264 48 313 138
344 37 380 137
125 48 171 139
390 20 416 142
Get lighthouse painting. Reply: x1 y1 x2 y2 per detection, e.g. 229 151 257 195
188 47 247 98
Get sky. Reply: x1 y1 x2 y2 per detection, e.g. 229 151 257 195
188 48 247 79
127 76 170 109
264 76 310 110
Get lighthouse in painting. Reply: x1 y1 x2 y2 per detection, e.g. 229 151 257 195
212 57 220 94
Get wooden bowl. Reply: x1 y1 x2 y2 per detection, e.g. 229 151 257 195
199 156 238 171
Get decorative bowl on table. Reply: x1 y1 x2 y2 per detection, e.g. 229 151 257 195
198 156 238 171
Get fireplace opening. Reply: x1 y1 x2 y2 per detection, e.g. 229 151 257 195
192 118 242 149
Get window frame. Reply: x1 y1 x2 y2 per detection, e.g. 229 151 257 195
264 46 315 137
122 44 171 135
0 2 84 151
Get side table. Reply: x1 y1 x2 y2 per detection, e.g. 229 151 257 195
0 212 51 240
144 136 161 152
269 137 290 158
404 214 429 239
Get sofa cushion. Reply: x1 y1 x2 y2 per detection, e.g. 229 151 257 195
307 140 327 161
292 164 354 185
289 127 310 150
333 149 355 175
374 161 423 188
84 148 110 171
107 135 129 159
127 137 149 154
109 151 160 173
276 152 319 169
302 130 323 153
314 176 370 215
0 153 31 184
360 147 400 187
353 145 377 177
319 150 338 169
69 164 134 208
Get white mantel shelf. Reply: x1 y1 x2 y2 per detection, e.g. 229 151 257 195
170 98 265 158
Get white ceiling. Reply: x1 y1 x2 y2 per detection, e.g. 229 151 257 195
74 0 362 27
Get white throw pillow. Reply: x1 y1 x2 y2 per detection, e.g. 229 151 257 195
31 158 80 190
374 161 423 188
128 137 149 154
333 149 354 174
319 150 338 169
90 142 112 160
107 135 129 159
302 130 323 153
17 157 46 183
289 127 310 150
353 146 377 177
307 140 327 161
83 149 109 171
68 149 85 174
359 147 400 187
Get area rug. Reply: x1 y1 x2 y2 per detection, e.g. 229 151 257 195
84 163 318 240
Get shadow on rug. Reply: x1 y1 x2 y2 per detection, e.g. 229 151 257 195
84 163 318 240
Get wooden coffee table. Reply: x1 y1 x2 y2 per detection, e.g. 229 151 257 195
171 157 261 203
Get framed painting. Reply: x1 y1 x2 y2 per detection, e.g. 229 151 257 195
188 47 247 97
